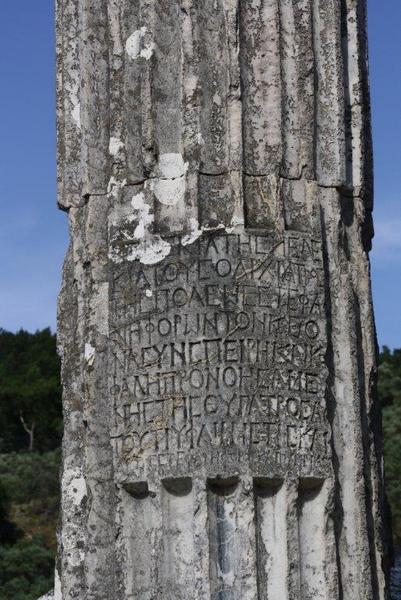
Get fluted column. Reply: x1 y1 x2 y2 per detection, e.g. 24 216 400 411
56 1 389 598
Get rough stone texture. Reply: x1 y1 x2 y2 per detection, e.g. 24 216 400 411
56 0 390 598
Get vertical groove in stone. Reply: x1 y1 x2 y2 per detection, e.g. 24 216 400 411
119 0 145 184
239 0 283 232
181 0 201 230
240 0 282 177
195 0 237 228
57 0 83 208
225 0 244 227
286 480 301 600
152 0 183 157
160 479 195 599
107 0 126 194
195 0 229 174
208 479 240 600
80 0 110 196
313 0 346 187
57 231 87 598
279 0 299 179
254 479 289 600
120 485 160 600
237 479 258 600
298 479 338 600
293 0 316 180
341 0 374 248
56 0 65 205
83 199 117 600
279 0 315 180
61 208 90 599
320 187 377 600
118 0 158 183
243 174 285 231
342 0 372 194
192 479 211 600
107 0 121 171
225 0 242 171
141 2 158 178
345 194 390 596
285 484 297 598
205 478 259 599
282 179 320 234
152 0 188 234
198 173 236 229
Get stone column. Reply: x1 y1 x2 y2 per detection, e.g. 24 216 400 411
56 1 390 598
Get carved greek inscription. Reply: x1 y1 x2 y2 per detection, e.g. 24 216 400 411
110 233 330 480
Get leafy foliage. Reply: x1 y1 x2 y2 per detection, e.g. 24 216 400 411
0 328 62 452
0 451 60 598
0 329 62 597
380 348 401 545
0 480 21 546
0 450 61 506
0 451 61 550
0 536 54 600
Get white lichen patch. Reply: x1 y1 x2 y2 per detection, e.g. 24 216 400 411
213 92 222 106
186 74 198 96
141 42 155 60
84 342 95 366
109 137 124 157
92 283 109 337
125 29 142 59
197 132 205 146
206 223 225 232
129 237 171 265
225 215 245 234
64 471 87 507
107 176 127 200
68 77 81 130
152 153 188 207
131 192 147 211
153 178 186 206
126 27 154 61
182 217 203 246
131 192 154 239
231 215 245 227
72 476 87 505
54 567 62 600
109 191 172 265
145 289 153 298
157 153 187 179
126 208 171 263
71 99 81 130
218 568 235 588
180 218 239 246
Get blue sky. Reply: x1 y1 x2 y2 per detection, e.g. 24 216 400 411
368 1 401 349
0 1 400 348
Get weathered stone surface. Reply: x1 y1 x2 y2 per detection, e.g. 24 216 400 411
56 0 390 598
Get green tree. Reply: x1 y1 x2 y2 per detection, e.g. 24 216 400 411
0 536 54 600
0 452 60 597
0 330 62 596
0 328 62 452
379 347 401 544
0 480 21 546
